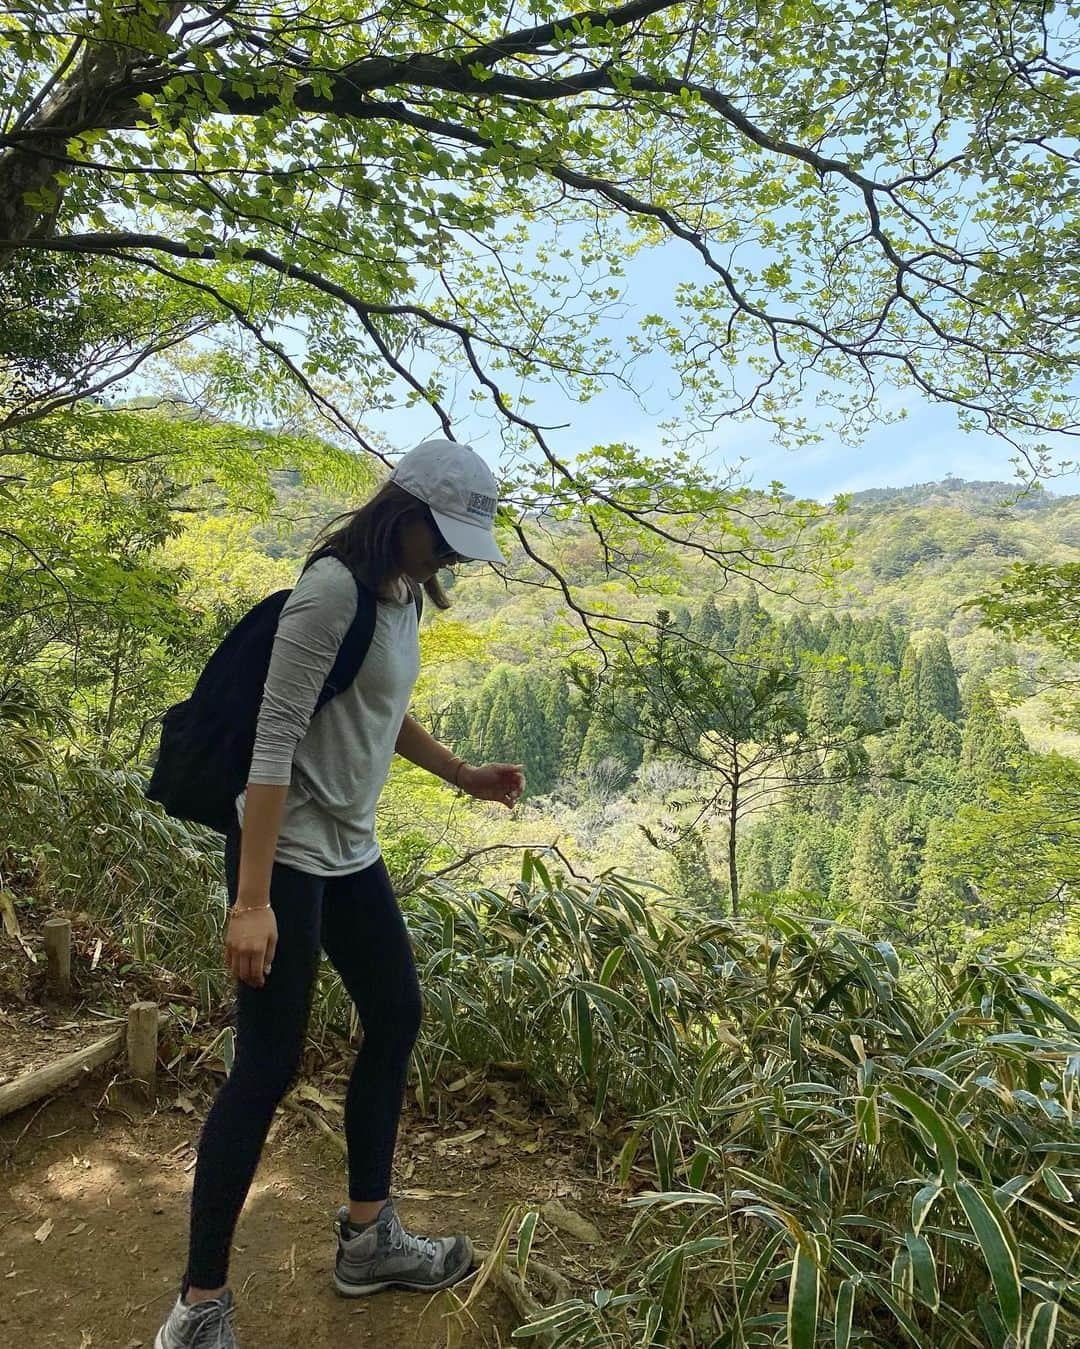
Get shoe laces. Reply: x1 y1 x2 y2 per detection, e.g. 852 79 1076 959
387 1209 438 1262
190 1297 236 1349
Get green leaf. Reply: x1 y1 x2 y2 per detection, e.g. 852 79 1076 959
834 1279 855 1349
787 1237 819 1349
577 980 638 1018
788 1010 804 1070
687 1147 710 1190
855 1089 880 1145
886 1083 959 1184
516 1209 539 1280
598 944 625 988
911 1179 943 1234
1042 1167 1071 1203
955 1181 1021 1335
514 1302 584 1337
659 1248 686 1331
977 1296 1010 1349
617 1122 646 1185
572 988 594 1078
625 935 663 1019
1024 1301 1060 1349
904 1233 940 1310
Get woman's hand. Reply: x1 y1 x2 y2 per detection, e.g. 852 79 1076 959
225 904 278 989
460 762 525 808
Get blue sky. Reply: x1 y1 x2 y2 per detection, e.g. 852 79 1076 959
373 370 1080 505
364 239 1079 505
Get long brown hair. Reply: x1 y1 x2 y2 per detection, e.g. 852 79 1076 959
305 481 452 610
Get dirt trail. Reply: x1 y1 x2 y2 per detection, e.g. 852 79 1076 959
0 1076 621 1348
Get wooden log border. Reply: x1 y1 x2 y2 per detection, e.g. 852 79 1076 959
0 1001 159 1118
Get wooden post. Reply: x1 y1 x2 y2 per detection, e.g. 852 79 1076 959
43 916 71 1001
127 1001 159 1102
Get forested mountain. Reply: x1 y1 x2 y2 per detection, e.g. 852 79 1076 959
404 475 1078 744
5 4 1078 1339
181 466 1074 960
393 475 1077 958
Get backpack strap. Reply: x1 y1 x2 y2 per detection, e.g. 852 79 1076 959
300 547 375 712
303 548 421 714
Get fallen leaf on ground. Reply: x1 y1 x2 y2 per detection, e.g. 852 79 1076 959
541 1198 602 1245
492 1110 534 1134
436 1127 486 1152
397 1187 469 1200
293 1083 344 1115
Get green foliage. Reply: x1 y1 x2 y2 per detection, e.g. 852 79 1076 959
785 834 828 896
965 563 1080 665
927 755 1080 959
0 687 228 1016
4 2 1078 489
401 866 1080 1347
578 606 881 914
870 514 945 580
0 406 370 754
846 805 894 929
916 632 961 723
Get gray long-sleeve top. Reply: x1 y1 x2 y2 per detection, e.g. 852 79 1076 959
234 555 421 875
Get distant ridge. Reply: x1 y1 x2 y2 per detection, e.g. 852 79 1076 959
846 477 1066 511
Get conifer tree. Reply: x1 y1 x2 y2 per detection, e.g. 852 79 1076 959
697 598 723 646
735 589 773 651
960 678 1028 783
787 836 829 894
898 642 921 724
740 828 777 896
868 624 903 723
847 805 894 928
917 632 962 722
841 672 881 733
481 676 522 767
534 673 572 793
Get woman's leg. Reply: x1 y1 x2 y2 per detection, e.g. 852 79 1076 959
320 855 423 1208
181 826 325 1300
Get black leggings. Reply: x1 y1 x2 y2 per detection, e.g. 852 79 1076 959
182 827 422 1293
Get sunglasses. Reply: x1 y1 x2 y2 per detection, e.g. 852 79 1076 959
429 517 465 566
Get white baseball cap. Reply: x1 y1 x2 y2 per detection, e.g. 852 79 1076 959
389 438 506 563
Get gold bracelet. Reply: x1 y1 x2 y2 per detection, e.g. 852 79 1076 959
231 902 272 916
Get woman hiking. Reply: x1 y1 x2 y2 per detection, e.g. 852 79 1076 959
155 439 525 1349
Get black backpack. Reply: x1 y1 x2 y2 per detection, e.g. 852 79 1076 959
144 548 422 834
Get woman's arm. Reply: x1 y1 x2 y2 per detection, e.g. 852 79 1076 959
395 712 465 784
240 557 359 903
396 713 525 807
236 782 290 908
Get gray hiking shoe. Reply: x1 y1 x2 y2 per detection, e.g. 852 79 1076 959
333 1199 474 1296
154 1287 239 1348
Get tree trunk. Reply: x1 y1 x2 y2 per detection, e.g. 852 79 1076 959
728 768 740 917
0 5 189 257
102 628 125 746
